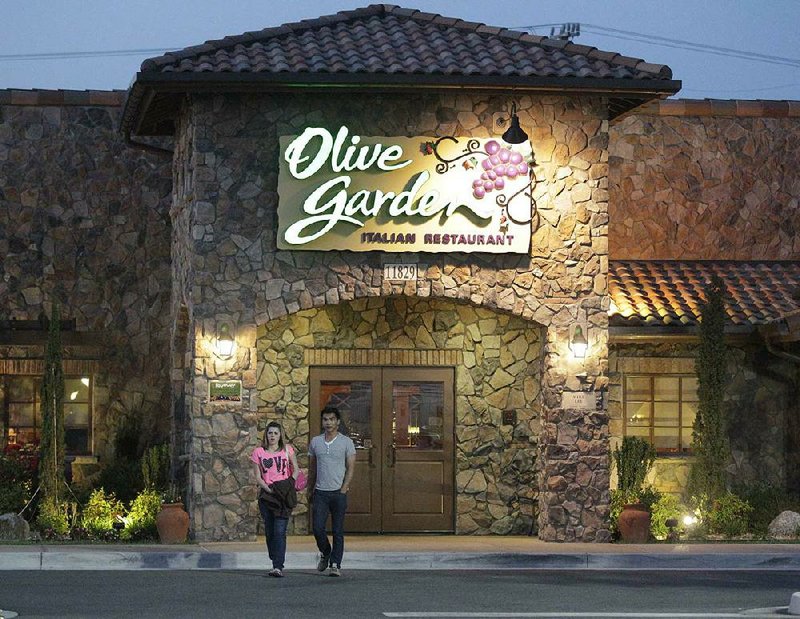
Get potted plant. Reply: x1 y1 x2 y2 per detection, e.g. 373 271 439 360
156 482 189 544
613 436 656 543
141 444 189 544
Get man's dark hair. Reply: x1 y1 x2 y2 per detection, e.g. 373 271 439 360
321 405 341 421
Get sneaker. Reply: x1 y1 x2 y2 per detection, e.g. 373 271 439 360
328 565 341 577
268 568 283 577
317 554 330 572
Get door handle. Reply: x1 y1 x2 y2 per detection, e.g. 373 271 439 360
387 444 396 467
368 447 374 468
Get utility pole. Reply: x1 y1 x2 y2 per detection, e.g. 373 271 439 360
549 23 581 41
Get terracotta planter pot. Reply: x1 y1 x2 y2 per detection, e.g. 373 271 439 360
156 502 189 544
618 503 650 543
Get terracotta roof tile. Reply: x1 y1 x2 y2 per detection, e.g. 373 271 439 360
140 5 673 82
609 261 800 328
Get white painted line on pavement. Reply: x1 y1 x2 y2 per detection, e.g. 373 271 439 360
383 612 785 618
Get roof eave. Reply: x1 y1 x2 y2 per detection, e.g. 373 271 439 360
122 71 681 136
610 325 760 345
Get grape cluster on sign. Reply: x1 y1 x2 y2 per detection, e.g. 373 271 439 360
471 140 529 200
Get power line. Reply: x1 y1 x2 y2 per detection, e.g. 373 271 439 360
514 22 800 68
0 48 173 62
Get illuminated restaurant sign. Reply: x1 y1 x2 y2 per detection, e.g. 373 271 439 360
277 127 534 253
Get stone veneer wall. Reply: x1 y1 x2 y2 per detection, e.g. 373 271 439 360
0 90 173 457
609 100 800 260
171 91 611 542
609 342 800 495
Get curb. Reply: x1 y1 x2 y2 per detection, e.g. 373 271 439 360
3 551 800 571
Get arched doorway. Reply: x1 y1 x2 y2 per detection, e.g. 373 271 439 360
257 295 544 535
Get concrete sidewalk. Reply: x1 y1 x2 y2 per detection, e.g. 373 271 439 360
2 536 800 571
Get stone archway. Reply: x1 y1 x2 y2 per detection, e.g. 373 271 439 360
254 295 545 536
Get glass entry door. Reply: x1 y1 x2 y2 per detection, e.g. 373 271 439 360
309 367 454 533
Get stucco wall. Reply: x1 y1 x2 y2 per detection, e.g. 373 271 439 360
609 101 800 260
0 91 173 457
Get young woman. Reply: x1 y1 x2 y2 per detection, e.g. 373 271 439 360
251 421 299 577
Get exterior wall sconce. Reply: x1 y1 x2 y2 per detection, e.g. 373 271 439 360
498 102 529 145
216 323 235 358
570 323 588 359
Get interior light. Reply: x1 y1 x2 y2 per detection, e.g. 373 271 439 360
80 377 90 387
70 391 79 401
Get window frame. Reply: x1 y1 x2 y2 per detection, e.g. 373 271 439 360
622 373 697 455
2 374 94 456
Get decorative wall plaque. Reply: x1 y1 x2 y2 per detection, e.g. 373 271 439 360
561 391 596 410
209 380 242 403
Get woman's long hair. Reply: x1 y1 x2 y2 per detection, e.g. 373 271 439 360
262 421 285 451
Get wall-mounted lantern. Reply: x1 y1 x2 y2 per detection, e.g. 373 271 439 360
569 323 588 359
216 323 235 358
499 102 529 145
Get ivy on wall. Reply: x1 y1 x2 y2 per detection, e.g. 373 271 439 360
687 275 729 503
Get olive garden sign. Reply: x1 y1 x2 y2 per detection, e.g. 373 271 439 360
277 127 535 253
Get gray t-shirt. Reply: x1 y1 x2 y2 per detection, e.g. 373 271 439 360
309 433 356 491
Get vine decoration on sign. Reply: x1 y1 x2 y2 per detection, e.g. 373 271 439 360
423 136 539 228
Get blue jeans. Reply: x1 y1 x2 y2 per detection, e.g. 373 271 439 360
311 490 348 568
259 499 289 569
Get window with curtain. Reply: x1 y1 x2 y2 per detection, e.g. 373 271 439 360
623 374 698 454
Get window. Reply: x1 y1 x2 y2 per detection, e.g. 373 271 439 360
623 375 698 454
2 375 93 455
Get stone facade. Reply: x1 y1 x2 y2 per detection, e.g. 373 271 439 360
173 92 611 542
609 100 800 260
609 342 800 496
0 91 173 458
3 87 798 543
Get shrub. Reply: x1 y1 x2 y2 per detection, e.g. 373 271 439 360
141 444 170 492
735 483 799 537
97 458 143 505
122 489 161 541
0 443 38 514
650 494 684 540
614 437 656 495
80 488 124 538
707 491 753 538
36 497 69 539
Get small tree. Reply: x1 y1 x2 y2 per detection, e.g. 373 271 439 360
39 303 65 505
687 275 729 504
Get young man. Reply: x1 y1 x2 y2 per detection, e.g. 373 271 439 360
308 405 356 577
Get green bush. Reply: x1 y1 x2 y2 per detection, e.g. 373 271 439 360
735 483 799 537
122 488 161 541
80 488 124 538
650 494 684 540
141 444 170 492
0 443 39 514
614 437 656 494
707 492 753 538
96 458 143 504
36 497 69 538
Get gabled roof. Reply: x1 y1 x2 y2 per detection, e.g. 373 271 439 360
609 261 800 333
123 4 680 135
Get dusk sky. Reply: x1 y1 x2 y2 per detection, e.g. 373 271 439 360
1 0 799 100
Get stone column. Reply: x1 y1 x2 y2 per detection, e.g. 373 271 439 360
537 322 611 542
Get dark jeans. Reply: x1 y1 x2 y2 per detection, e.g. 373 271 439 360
258 498 289 569
311 489 348 568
